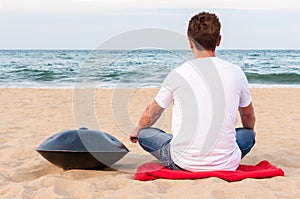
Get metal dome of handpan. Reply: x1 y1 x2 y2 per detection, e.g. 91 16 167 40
36 128 129 170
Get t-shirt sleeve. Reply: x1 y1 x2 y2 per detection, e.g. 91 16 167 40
154 87 173 109
239 72 252 107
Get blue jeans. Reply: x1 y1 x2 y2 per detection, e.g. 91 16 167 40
138 127 255 170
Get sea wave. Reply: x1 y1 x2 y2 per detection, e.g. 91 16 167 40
0 49 299 87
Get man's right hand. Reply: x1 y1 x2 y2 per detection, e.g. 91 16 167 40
129 100 165 143
129 127 140 143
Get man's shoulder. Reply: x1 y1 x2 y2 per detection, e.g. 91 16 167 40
167 61 191 76
175 57 240 71
171 57 244 76
215 57 243 70
175 61 192 70
173 59 204 72
209 57 246 77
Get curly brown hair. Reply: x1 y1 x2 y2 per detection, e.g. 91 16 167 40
187 12 221 51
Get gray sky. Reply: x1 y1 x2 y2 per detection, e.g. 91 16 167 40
1 0 300 49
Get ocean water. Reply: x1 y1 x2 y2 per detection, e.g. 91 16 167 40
0 50 299 88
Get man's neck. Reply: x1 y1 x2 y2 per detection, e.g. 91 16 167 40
193 50 216 59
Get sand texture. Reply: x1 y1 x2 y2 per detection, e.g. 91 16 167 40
0 88 299 198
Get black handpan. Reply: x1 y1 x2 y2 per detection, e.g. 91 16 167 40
36 128 129 170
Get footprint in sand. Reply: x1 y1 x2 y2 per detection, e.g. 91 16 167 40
9 162 61 183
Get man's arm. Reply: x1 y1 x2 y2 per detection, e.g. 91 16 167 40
129 100 164 143
238 102 256 134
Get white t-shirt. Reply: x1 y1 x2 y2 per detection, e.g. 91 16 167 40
155 57 252 171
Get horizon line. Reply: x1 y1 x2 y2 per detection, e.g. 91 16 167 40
0 48 299 51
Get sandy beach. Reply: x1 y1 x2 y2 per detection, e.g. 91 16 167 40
0 88 299 198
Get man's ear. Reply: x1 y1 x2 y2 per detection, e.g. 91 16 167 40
188 38 195 49
216 35 222 47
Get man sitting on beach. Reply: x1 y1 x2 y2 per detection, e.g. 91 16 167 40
129 12 256 171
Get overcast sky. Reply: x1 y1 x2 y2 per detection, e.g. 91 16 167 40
0 0 300 49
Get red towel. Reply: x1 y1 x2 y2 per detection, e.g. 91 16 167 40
136 160 284 181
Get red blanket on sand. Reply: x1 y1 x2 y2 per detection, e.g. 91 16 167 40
135 160 284 181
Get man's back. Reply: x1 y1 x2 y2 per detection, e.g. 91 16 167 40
162 57 252 171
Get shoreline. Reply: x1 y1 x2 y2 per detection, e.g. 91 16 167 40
0 83 300 89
